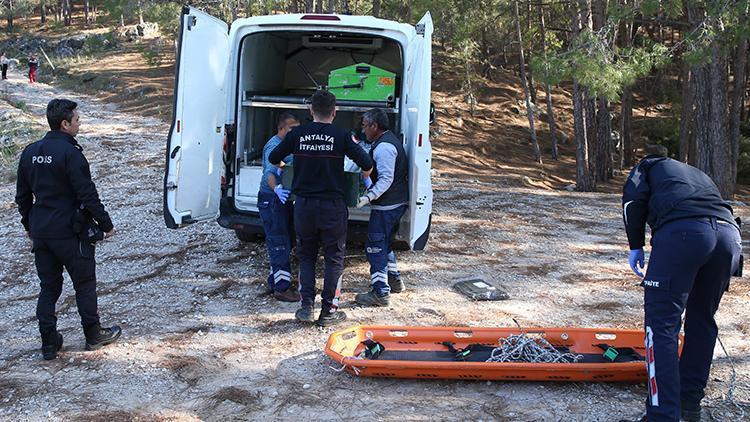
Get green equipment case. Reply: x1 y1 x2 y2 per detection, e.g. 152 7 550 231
327 63 396 103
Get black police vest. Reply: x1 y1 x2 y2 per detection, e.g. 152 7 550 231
369 131 408 206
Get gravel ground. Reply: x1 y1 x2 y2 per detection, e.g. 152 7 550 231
0 71 748 422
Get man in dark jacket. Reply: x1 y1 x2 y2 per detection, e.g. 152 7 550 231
16 99 121 360
270 90 373 326
621 145 742 422
354 108 409 307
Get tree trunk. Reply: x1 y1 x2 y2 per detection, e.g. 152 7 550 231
619 17 633 168
709 45 733 198
41 0 47 24
585 94 597 188
314 0 323 13
679 60 693 163
571 0 592 190
372 0 380 17
340 0 350 14
525 0 537 105
693 65 712 171
730 7 748 192
83 0 89 25
574 82 592 191
7 0 13 31
621 86 633 168
597 97 613 181
63 0 71 26
514 0 542 164
304 0 314 13
538 3 558 159
582 0 596 188
326 0 335 13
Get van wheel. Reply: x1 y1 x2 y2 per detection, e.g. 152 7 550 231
235 230 262 242
391 240 410 251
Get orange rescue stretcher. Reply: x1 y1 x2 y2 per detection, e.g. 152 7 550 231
325 325 654 382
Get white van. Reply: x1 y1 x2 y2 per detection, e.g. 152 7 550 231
163 7 434 250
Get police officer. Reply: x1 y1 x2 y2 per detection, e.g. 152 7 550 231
15 99 121 360
621 145 742 422
270 90 372 326
258 112 300 302
354 108 408 307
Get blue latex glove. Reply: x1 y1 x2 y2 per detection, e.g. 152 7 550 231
629 248 645 278
274 185 290 204
363 177 373 190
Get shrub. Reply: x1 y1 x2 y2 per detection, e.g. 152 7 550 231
139 43 164 68
11 100 28 111
143 2 182 39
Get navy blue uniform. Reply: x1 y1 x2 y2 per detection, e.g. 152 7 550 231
270 122 372 312
258 135 294 293
15 131 113 338
365 131 409 296
622 156 741 421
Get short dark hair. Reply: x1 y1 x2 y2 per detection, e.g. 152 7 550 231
645 144 668 157
310 90 336 117
363 108 389 131
277 112 298 131
46 99 78 131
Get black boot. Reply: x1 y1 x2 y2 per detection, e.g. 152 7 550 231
355 289 390 307
41 330 63 361
295 304 315 323
388 273 405 293
681 401 702 422
317 308 347 327
84 324 121 351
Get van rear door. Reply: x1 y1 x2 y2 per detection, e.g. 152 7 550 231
404 12 433 250
164 6 229 228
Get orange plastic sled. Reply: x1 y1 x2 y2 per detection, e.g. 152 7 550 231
325 325 655 382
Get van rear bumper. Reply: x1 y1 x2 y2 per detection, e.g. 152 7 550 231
217 197 264 234
217 197 370 240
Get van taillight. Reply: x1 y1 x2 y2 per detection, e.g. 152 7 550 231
301 14 340 21
418 133 423 147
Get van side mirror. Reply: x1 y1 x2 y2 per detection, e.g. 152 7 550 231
429 102 436 125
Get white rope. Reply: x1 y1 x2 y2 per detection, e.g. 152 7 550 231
328 355 363 375
486 333 583 363
708 334 747 420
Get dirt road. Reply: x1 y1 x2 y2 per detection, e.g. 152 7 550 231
0 72 748 422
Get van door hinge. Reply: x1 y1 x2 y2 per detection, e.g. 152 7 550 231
415 24 425 35
166 181 178 190
187 15 197 30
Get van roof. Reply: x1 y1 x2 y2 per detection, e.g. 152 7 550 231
230 13 417 39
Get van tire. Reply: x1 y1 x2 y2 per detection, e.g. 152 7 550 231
235 230 263 242
391 240 410 251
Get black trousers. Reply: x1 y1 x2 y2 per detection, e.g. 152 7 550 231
33 237 100 335
294 197 347 311
1 64 7 79
642 218 741 421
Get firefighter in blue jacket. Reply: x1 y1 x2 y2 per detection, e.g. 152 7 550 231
354 108 408 306
15 99 121 360
621 145 742 422
270 90 373 326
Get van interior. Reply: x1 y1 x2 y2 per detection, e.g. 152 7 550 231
233 30 404 217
